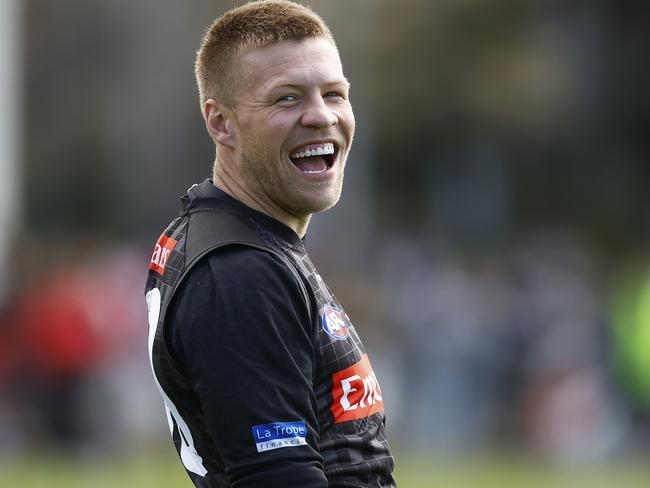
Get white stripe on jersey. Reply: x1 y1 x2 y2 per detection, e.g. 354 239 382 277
147 288 208 477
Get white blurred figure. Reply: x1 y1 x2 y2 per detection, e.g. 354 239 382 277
0 0 21 303
0 0 21 460
511 230 626 462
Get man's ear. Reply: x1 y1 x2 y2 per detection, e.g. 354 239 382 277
204 99 237 148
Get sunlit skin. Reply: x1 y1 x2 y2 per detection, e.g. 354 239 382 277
203 37 355 237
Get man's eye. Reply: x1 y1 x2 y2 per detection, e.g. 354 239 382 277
276 95 297 103
324 91 341 98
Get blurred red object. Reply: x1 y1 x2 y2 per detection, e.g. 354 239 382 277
14 270 101 378
8 248 144 382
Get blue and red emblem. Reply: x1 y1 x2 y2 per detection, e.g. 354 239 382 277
320 304 351 340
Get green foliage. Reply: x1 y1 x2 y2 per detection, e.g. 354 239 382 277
612 269 650 407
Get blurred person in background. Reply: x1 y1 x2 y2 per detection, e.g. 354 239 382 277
0 243 147 457
144 1 395 487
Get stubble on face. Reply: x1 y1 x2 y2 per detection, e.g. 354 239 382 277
236 123 346 217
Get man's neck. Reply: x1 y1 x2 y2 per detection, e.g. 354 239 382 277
212 171 310 238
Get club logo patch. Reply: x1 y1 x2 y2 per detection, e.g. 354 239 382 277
320 304 351 340
251 421 307 453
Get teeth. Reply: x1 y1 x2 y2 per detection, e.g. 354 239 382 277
290 142 335 159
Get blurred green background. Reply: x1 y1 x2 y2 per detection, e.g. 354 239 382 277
1 0 649 486
2 452 650 487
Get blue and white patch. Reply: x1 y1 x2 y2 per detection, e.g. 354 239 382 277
251 421 307 453
320 304 351 340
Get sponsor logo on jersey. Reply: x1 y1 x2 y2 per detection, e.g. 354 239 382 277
251 421 307 453
331 354 384 423
150 234 178 275
320 303 351 340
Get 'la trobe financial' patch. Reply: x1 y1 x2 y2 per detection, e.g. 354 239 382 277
251 421 307 453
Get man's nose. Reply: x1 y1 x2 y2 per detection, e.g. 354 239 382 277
301 96 338 128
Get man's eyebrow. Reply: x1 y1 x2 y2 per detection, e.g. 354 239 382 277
269 79 351 90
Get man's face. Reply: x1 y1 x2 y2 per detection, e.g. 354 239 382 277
227 37 355 220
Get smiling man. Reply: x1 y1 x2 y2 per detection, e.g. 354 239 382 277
145 2 396 487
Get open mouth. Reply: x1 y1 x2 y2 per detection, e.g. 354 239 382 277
289 142 337 175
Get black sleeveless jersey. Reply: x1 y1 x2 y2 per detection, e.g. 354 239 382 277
145 179 396 487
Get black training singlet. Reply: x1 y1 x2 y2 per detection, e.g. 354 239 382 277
145 180 396 487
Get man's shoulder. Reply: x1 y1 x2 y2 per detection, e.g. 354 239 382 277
184 244 298 290
170 243 313 337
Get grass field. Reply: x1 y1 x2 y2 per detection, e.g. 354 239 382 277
1 450 649 487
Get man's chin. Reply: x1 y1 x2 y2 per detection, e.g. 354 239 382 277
288 194 341 218
313 198 340 215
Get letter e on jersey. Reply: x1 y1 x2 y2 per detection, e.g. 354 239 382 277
150 234 178 275
331 354 384 423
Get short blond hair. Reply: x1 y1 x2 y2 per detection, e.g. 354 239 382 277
195 0 335 108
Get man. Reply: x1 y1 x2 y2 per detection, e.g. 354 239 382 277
145 1 396 486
